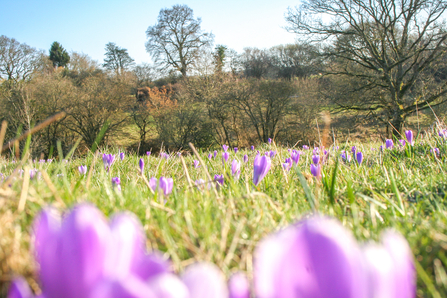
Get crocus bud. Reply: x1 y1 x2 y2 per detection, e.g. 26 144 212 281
405 130 414 146
208 153 213 160
250 145 255 151
149 177 158 192
159 177 173 196
78 165 87 175
356 152 363 165
243 154 249 163
312 155 320 165
229 272 250 298
139 158 144 174
234 147 238 153
385 139 394 149
310 163 321 179
291 150 300 164
268 138 272 144
231 160 241 179
214 150 218 158
146 151 151 156
222 145 229 152
351 146 357 155
119 152 125 161
253 155 271 186
112 177 121 191
193 160 200 168
222 152 230 164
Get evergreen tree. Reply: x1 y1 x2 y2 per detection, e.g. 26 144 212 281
49 42 70 68
103 42 135 76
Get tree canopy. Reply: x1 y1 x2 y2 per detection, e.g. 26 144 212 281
49 41 70 68
145 4 214 77
103 42 135 76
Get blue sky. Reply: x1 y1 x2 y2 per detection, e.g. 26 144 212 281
1 0 299 64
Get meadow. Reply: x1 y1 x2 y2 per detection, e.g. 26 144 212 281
1 128 447 297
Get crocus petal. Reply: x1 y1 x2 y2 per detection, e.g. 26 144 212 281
229 272 250 298
149 177 158 192
362 244 395 298
90 275 156 298
8 278 33 298
381 230 416 298
147 273 190 298
182 263 228 298
255 216 367 298
56 204 113 298
253 155 271 186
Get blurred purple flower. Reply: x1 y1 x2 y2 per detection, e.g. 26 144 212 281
29 169 38 180
398 139 406 147
243 154 249 163
386 139 394 149
234 147 238 154
310 163 321 179
356 152 363 165
149 177 158 192
430 147 440 156
214 150 218 158
112 177 121 191
214 174 224 186
253 155 271 186
291 150 300 164
268 138 272 144
351 146 357 155
231 160 241 179
282 158 293 172
228 272 250 298
341 151 351 162
222 152 230 164
146 151 151 156
312 147 320 155
405 130 414 146
208 153 213 160
303 145 309 150
250 145 255 151
119 152 125 161
102 154 115 171
159 177 173 196
139 158 144 174
254 215 416 298
312 154 320 165
78 165 87 175
439 130 447 138
222 145 229 152
177 152 182 158
269 151 276 158
193 160 200 168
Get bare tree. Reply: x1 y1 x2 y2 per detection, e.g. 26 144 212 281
286 0 447 135
0 35 42 84
145 4 214 77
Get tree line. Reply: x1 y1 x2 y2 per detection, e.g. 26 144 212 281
1 1 446 157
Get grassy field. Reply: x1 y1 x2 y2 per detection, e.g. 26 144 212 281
1 129 447 297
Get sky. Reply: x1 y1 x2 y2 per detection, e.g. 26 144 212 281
1 0 299 65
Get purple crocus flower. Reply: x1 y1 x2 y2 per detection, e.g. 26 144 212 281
28 204 172 298
159 177 173 196
405 130 414 146
253 155 271 186
193 160 200 168
8 278 33 298
341 151 351 162
231 160 241 179
234 147 238 154
303 145 309 150
228 272 250 298
310 163 321 179
356 151 363 165
222 152 230 164
351 146 357 155
213 150 218 158
282 158 293 172
439 130 447 138
386 139 394 149
431 147 440 156
291 150 300 164
177 152 182 158
214 174 224 186
195 179 206 190
149 177 158 192
250 145 255 151
208 153 213 160
182 263 228 298
78 165 87 175
222 145 229 152
102 154 115 171
29 169 38 180
398 139 406 147
112 177 121 191
119 152 125 161
269 151 276 158
312 154 320 165
268 138 272 144
312 147 320 155
146 151 151 156
243 154 249 163
139 158 144 174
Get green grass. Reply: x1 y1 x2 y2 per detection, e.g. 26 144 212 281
1 131 447 297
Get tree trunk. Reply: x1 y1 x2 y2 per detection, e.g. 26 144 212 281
390 111 404 138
